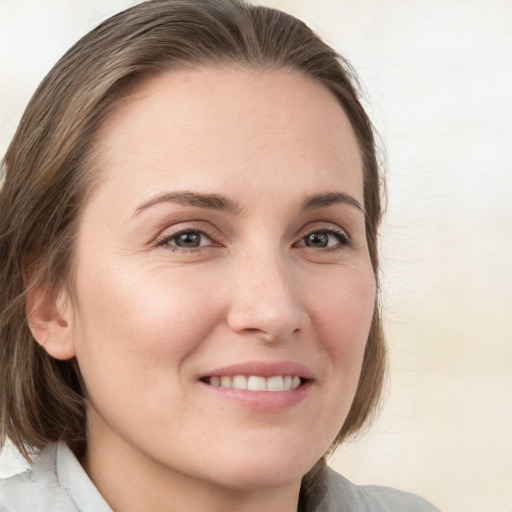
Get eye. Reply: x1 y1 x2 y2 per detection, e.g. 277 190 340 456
157 229 213 249
295 228 350 249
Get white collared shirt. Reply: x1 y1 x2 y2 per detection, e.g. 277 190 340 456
0 441 440 512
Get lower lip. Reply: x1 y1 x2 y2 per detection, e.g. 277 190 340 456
199 380 313 412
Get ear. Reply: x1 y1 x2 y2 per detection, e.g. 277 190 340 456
25 282 76 360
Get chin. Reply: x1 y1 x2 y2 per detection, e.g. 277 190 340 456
200 439 320 491
212 463 309 492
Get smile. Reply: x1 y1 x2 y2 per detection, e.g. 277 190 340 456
203 375 303 391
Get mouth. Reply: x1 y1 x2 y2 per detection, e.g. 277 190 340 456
200 375 307 391
197 362 314 411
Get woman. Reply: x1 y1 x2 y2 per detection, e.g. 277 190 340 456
0 1 440 510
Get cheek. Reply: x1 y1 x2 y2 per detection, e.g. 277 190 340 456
71 263 224 393
313 267 375 343
299 267 375 452
308 266 375 387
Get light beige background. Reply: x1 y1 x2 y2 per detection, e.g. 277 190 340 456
1 1 511 511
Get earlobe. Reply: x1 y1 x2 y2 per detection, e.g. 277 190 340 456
25 283 77 360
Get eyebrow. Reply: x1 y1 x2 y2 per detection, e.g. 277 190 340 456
133 191 242 217
132 190 364 218
300 192 365 214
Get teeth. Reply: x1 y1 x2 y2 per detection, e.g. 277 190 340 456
206 375 303 391
232 375 247 390
266 376 284 391
220 376 232 388
247 375 266 391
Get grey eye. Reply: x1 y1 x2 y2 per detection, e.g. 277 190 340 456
171 231 206 248
304 232 330 247
299 230 348 248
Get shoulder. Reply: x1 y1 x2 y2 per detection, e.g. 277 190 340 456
0 442 77 512
309 465 441 512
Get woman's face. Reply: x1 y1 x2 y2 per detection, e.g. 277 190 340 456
67 67 375 494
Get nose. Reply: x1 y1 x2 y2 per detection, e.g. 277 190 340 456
226 250 310 342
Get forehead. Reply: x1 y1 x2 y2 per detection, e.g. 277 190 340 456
88 66 363 212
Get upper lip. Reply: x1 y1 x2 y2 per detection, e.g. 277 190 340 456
200 361 314 380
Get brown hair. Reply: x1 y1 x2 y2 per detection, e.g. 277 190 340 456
0 0 385 491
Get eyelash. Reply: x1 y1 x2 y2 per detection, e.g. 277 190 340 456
156 225 351 251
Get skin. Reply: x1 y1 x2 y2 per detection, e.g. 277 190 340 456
31 67 376 512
